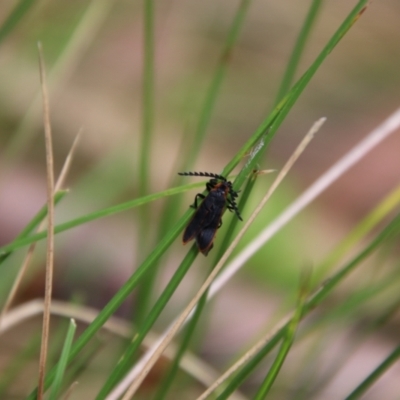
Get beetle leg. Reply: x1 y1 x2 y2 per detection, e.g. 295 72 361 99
191 193 205 208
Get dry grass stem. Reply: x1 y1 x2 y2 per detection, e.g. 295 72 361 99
62 381 79 400
0 130 80 329
37 42 56 400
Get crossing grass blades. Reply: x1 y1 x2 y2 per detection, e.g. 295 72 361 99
179 172 243 256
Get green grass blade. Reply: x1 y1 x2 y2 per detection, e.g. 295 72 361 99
0 0 36 45
275 0 323 104
216 213 400 399
0 191 67 264
187 0 254 161
95 249 198 399
0 183 202 256
224 0 369 189
253 271 310 400
152 287 209 400
344 344 400 400
138 0 155 197
135 0 157 329
48 319 77 400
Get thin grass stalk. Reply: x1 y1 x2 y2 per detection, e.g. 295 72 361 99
253 271 311 400
62 382 79 400
186 0 254 162
316 183 400 279
344 344 400 400
138 0 155 197
0 182 204 255
37 42 56 400
297 284 400 399
152 288 209 400
135 0 156 327
49 319 77 400
0 191 66 268
96 250 198 399
275 0 323 104
215 214 400 399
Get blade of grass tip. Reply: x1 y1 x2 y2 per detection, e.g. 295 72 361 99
253 270 311 400
214 214 400 400
115 119 320 400
48 319 77 400
37 42 56 400
1 0 112 174
62 382 79 400
55 130 82 192
0 181 204 256
0 131 79 323
275 0 323 104
0 191 66 267
344 344 400 400
0 0 36 44
212 107 400 304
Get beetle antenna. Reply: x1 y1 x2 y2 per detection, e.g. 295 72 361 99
178 171 226 181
